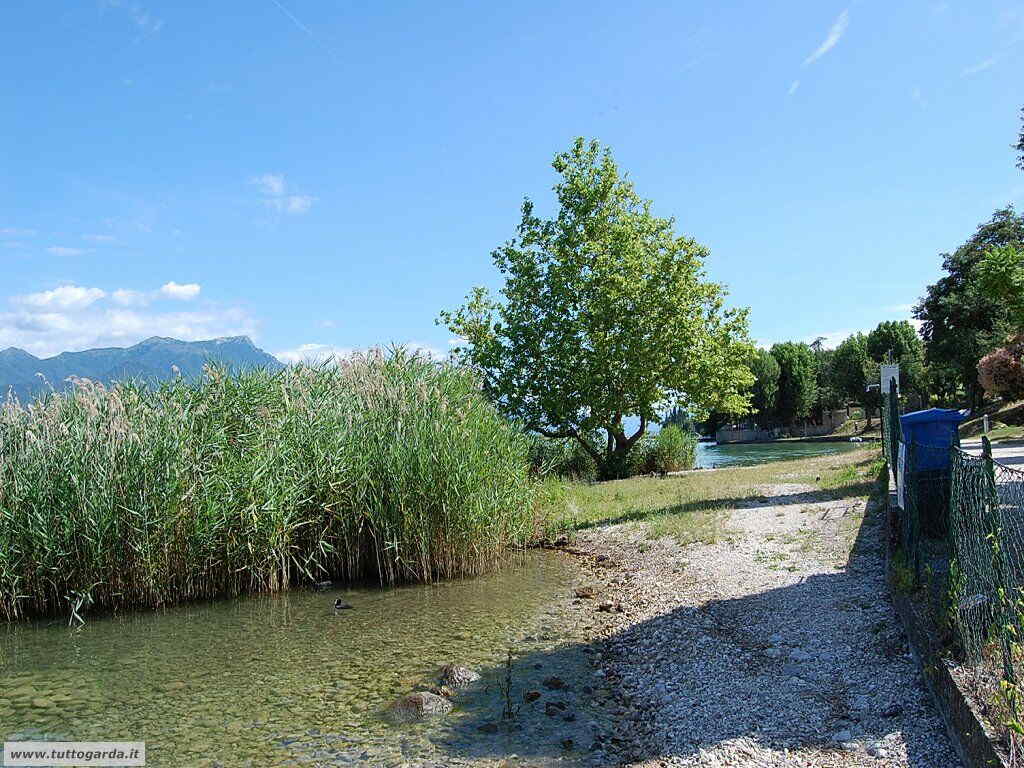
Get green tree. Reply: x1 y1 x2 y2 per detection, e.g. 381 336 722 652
662 405 696 432
866 320 927 404
832 333 880 425
749 348 780 428
978 244 1024 328
915 207 1024 406
770 342 817 425
440 138 754 479
809 338 842 417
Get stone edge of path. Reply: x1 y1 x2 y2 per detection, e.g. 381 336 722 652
884 486 1009 768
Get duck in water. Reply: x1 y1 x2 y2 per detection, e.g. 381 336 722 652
334 598 353 611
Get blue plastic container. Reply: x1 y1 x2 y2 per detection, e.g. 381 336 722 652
899 408 968 471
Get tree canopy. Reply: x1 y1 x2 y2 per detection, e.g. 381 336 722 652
865 320 927 403
914 207 1024 406
440 138 754 478
770 342 817 424
978 244 1024 329
832 333 870 402
810 340 842 416
748 349 781 428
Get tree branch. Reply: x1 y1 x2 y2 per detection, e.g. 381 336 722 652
534 425 576 439
625 415 648 449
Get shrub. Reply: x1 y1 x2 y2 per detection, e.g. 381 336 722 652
630 425 697 475
0 350 534 621
527 435 597 480
979 335 1024 400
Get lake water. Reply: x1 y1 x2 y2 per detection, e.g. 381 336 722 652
695 439 865 469
0 553 604 767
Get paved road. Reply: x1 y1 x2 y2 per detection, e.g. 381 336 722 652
960 438 1024 469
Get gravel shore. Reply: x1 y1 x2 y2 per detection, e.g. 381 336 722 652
568 479 962 767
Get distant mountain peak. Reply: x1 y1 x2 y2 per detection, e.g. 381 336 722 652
0 336 284 403
1 347 36 360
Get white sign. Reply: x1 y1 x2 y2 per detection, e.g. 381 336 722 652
881 364 900 396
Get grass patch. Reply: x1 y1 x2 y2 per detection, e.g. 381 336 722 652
960 399 1024 439
538 447 882 546
986 424 1024 443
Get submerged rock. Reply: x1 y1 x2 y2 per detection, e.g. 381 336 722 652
439 663 480 688
387 691 454 723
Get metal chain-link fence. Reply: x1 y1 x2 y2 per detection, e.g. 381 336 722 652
888 412 1024 754
948 443 1024 683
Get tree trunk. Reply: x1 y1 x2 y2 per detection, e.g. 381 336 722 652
596 417 648 480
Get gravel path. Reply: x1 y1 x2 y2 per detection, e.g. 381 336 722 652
570 481 962 767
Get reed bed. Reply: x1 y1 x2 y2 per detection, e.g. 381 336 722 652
0 350 534 621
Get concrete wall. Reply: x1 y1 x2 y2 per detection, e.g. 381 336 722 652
715 410 849 444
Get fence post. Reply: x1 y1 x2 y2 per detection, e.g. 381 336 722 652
911 441 922 583
888 379 900 472
984 436 1016 686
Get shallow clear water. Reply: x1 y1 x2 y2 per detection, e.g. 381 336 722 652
0 553 602 767
695 439 864 469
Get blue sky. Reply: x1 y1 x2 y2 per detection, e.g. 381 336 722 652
1 0 1022 361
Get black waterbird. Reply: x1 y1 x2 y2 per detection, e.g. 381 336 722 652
334 598 353 611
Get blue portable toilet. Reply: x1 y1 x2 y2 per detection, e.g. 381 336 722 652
898 408 968 471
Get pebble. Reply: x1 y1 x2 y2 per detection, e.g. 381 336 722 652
566 477 963 767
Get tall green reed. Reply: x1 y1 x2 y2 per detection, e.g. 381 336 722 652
0 350 534 621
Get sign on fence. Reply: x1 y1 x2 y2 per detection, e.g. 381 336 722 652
881 364 900 397
897 442 906 509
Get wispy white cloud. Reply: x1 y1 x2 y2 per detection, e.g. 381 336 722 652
804 9 849 66
160 282 201 300
250 173 315 215
0 227 36 237
101 0 164 34
883 303 915 314
83 233 117 243
267 0 314 37
406 341 446 360
16 285 107 311
252 173 286 197
268 195 314 214
788 80 800 96
1 284 257 358
962 56 996 76
265 0 341 61
803 330 855 349
47 246 88 256
275 343 355 364
111 289 150 307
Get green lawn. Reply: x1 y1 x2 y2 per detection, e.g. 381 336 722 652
536 447 883 546
960 399 1024 442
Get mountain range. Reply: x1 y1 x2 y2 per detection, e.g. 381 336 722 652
0 336 284 403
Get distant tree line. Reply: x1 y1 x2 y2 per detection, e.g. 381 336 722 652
698 320 926 435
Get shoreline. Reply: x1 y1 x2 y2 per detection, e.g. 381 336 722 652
713 435 882 446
